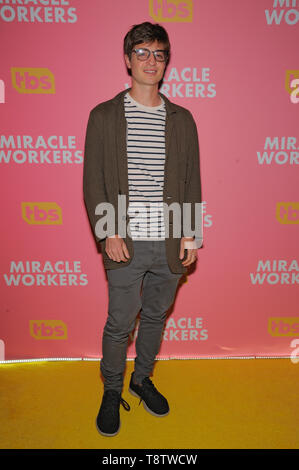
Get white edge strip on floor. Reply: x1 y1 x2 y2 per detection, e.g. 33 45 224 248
0 355 292 364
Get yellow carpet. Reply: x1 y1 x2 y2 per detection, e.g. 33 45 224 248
0 358 298 449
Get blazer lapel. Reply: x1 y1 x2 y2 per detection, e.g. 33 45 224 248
116 94 129 197
162 94 176 196
164 114 174 185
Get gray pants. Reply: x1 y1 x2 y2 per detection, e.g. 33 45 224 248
100 240 182 393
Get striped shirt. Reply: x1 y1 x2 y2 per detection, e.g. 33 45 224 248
124 92 166 240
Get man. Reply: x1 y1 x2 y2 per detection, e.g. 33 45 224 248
83 22 202 437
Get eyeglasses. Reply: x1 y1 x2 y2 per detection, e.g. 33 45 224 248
132 48 168 62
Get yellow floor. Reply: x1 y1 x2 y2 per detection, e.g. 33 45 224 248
0 358 298 449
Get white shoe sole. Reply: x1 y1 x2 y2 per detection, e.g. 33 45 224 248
129 387 169 417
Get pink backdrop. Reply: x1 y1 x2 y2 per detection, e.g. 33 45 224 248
1 0 298 362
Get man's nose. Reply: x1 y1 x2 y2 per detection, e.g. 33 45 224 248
148 52 157 65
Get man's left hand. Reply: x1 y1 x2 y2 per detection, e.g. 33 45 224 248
179 237 198 266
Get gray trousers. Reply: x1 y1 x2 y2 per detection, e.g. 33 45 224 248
100 240 182 393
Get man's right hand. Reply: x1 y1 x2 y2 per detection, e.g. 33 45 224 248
105 235 130 262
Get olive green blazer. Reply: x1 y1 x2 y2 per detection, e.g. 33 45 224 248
83 88 202 274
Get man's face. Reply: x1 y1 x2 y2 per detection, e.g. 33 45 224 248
125 40 167 88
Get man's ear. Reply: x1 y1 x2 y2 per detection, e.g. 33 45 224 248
124 54 131 69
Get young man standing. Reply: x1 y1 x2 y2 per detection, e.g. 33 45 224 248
83 22 202 436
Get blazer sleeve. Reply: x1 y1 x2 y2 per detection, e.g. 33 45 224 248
183 111 203 248
83 109 115 243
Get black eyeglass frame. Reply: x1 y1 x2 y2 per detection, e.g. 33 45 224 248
132 48 169 62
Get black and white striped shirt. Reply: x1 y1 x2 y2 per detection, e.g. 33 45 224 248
124 92 166 240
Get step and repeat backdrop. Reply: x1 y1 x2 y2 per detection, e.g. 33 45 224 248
1 0 298 362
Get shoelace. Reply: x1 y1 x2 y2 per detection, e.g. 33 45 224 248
136 378 157 406
120 397 130 411
103 390 131 412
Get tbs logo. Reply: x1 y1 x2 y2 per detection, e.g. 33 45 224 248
149 0 193 22
268 317 299 337
30 320 67 340
22 202 62 225
11 67 55 94
276 202 299 224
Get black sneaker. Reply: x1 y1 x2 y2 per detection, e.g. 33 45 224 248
96 389 130 437
129 372 169 417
